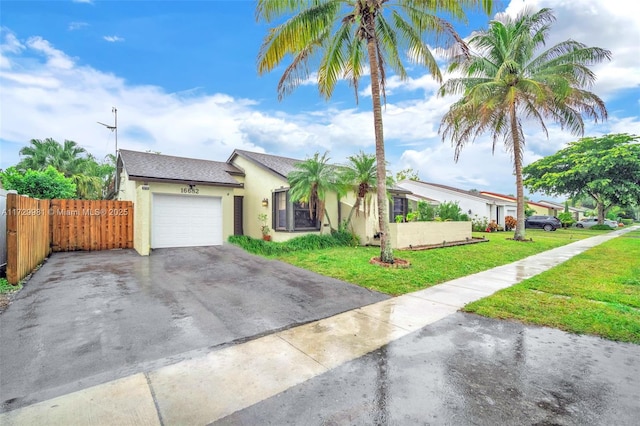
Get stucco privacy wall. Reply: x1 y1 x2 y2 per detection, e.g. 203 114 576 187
388 221 472 249
119 176 236 255
231 155 339 243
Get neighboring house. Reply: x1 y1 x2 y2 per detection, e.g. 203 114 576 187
117 149 416 255
480 191 554 216
536 200 586 220
397 180 515 226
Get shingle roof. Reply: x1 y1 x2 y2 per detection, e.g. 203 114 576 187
408 181 513 204
119 149 243 186
480 191 549 208
228 149 300 178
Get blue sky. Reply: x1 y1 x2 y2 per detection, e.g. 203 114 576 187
1 0 639 198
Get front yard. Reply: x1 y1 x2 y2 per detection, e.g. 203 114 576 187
272 228 612 295
465 229 640 343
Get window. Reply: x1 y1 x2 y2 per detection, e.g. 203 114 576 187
391 196 408 222
272 190 320 232
275 191 287 230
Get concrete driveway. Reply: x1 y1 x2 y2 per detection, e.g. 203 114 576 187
0 245 388 412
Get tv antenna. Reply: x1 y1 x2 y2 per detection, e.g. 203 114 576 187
98 107 119 196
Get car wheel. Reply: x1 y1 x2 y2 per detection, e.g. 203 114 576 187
543 224 553 232
576 223 584 228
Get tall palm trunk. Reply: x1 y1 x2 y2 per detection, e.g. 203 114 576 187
365 18 393 263
511 102 526 240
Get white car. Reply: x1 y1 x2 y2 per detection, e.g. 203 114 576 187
576 218 618 228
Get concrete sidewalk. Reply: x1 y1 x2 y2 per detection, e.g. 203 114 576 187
1 227 636 425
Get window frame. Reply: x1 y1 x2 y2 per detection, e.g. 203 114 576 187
272 190 321 232
390 195 408 223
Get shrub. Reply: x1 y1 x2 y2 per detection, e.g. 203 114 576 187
1 165 76 199
228 229 359 256
557 212 575 228
471 215 489 232
504 215 517 231
436 201 464 221
406 211 419 222
416 201 436 221
590 224 614 230
621 218 633 226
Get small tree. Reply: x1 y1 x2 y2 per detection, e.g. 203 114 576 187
1 166 76 199
395 168 420 182
436 201 464 221
287 152 339 230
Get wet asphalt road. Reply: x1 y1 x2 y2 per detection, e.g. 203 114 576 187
216 312 640 426
0 245 388 412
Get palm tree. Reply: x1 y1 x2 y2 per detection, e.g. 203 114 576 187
439 8 610 240
287 151 340 230
17 138 104 199
340 151 377 227
257 0 492 263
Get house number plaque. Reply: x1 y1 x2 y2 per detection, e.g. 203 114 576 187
181 187 200 194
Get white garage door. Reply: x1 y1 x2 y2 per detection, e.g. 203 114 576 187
152 194 222 248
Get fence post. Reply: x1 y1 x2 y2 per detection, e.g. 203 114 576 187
6 192 18 285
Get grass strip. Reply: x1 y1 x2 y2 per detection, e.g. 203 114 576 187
464 230 640 343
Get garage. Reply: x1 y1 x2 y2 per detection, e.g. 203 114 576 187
152 194 223 248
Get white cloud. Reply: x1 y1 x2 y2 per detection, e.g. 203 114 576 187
1 3 638 198
68 22 89 31
103 36 125 43
26 36 74 69
0 29 24 69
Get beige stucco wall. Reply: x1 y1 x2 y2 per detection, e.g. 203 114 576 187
231 156 339 242
119 173 238 255
341 196 380 245
388 221 472 249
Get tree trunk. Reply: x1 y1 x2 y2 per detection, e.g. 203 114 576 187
597 201 605 224
510 102 526 241
365 19 393 263
344 200 359 228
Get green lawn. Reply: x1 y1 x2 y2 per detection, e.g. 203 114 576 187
272 227 612 295
464 230 640 343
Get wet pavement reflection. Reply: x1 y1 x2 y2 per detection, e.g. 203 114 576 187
215 313 640 426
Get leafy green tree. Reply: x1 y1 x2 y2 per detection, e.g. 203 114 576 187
287 152 340 230
439 8 610 240
523 133 640 223
395 168 420 182
256 0 492 263
17 138 105 199
340 151 378 227
1 166 76 199
416 201 436 221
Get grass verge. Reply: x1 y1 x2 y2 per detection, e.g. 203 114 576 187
270 228 611 295
464 230 640 343
0 277 22 294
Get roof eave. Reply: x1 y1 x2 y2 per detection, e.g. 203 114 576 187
127 175 243 188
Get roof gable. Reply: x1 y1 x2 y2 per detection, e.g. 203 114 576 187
480 191 549 209
401 180 512 204
228 149 300 179
119 149 243 186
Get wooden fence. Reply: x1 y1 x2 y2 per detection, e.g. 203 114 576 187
5 195 134 285
50 199 133 252
6 193 51 285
